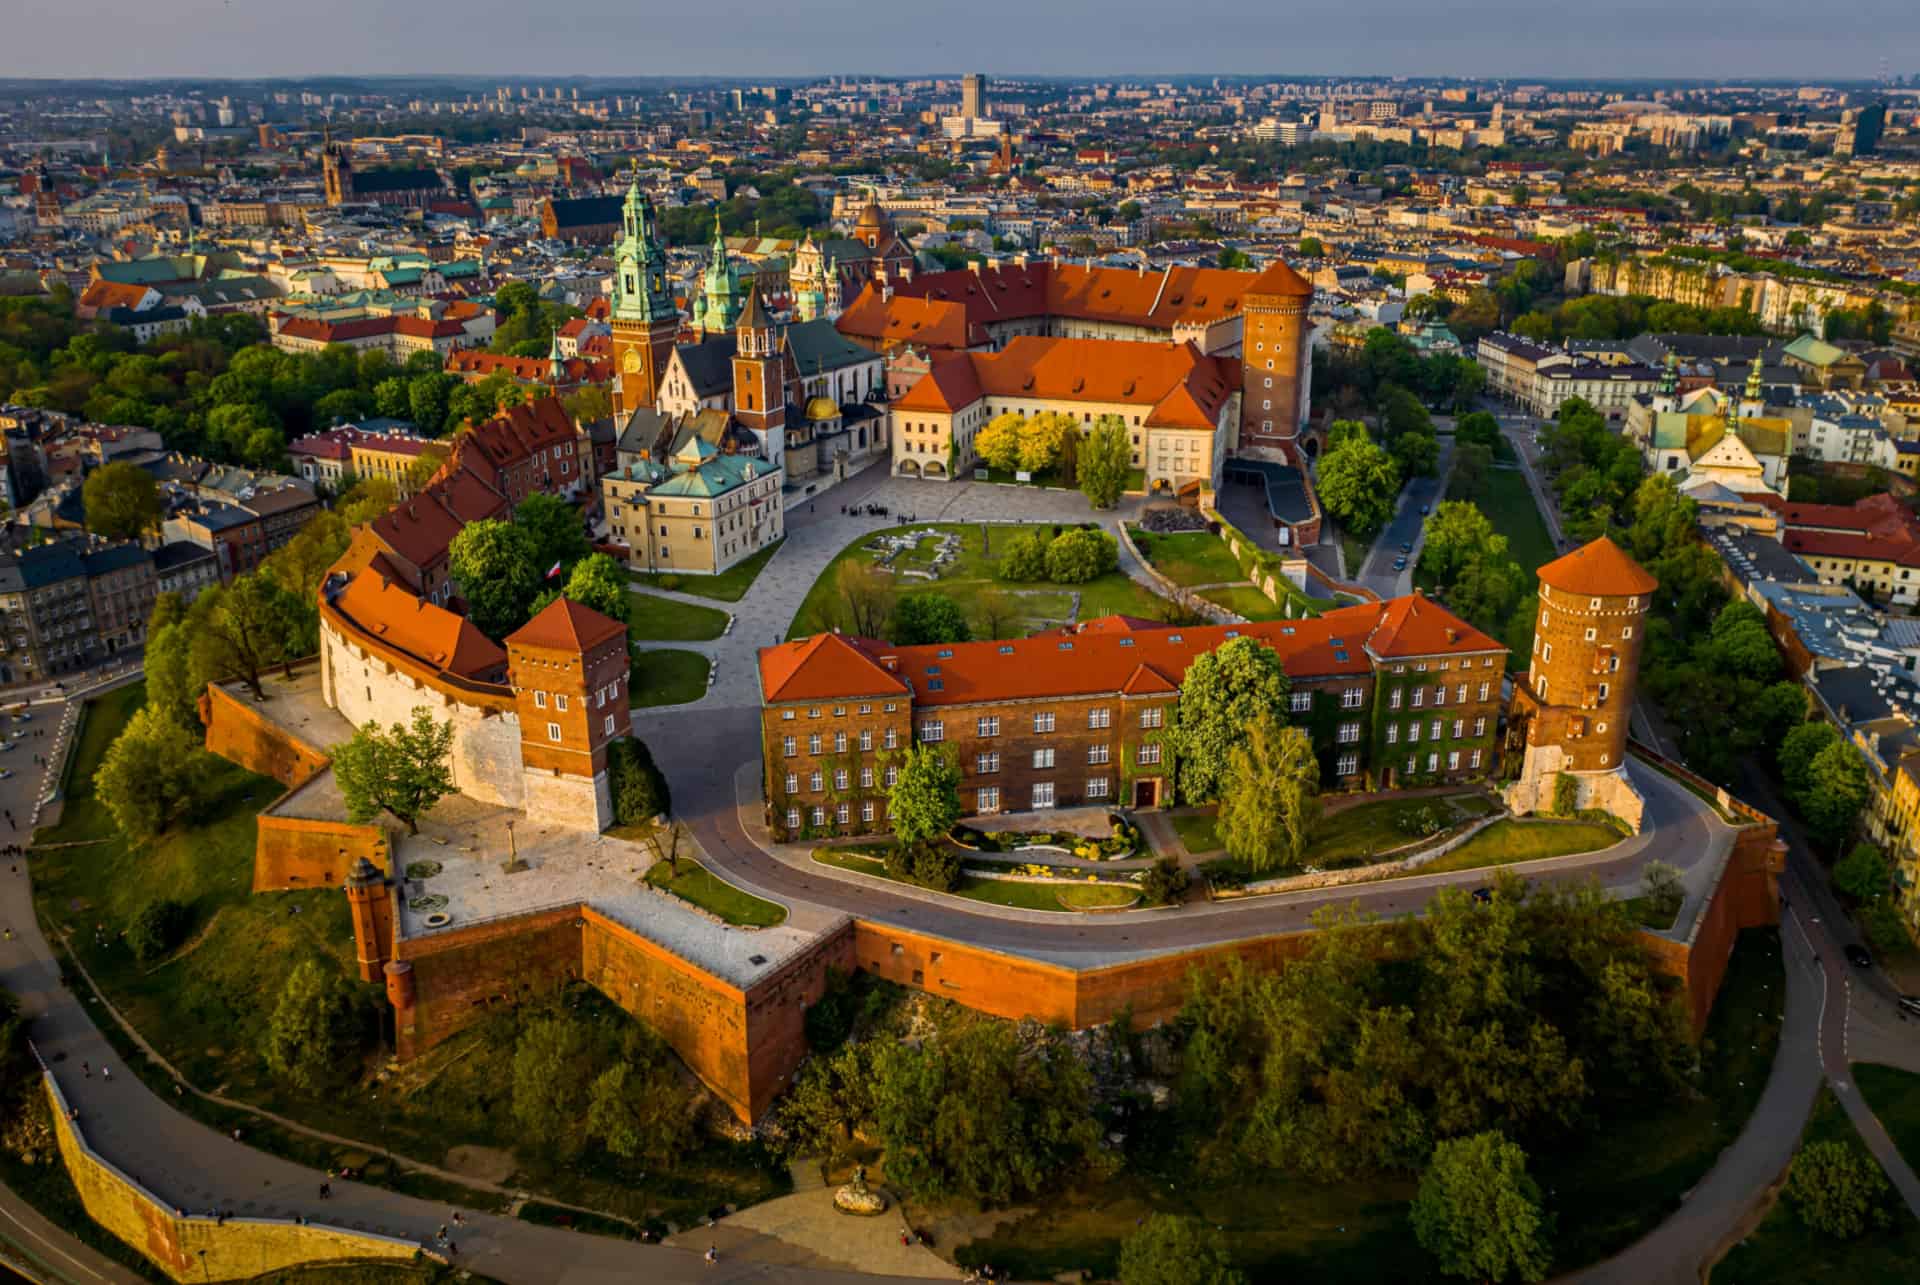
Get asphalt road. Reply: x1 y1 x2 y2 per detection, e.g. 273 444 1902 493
1351 435 1453 600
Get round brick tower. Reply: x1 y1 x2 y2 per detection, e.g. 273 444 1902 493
1508 536 1657 826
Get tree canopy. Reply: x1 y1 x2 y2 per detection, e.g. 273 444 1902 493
330 706 456 835
1168 636 1292 803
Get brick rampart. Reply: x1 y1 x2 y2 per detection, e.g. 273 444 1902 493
390 906 583 1061
1644 823 1785 1034
254 814 392 892
201 675 330 789
44 1074 420 1280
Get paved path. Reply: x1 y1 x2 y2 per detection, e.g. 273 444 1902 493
0 1176 145 1285
1351 435 1454 599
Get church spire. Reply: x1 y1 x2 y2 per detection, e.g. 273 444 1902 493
1745 352 1765 405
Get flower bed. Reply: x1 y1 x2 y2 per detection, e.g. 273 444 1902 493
950 814 1144 861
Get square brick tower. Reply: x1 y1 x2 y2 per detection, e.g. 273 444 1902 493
1504 536 1656 829
1239 257 1315 458
506 597 633 831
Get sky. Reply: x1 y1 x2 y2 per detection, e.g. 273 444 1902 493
2 0 1916 82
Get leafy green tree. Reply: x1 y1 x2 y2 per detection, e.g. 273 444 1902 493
1218 714 1321 872
585 1034 696 1164
1017 410 1073 474
1298 236 1325 257
1393 429 1439 479
887 743 962 847
82 460 161 541
1833 842 1890 902
1118 1215 1246 1285
608 737 671 825
126 899 193 963
1455 411 1501 450
1703 601 1780 682
1420 502 1506 588
1168 636 1292 803
890 592 972 645
558 553 631 627
188 574 301 701
997 528 1051 581
511 1013 595 1159
513 492 590 578
1317 428 1401 540
330 706 456 835
263 960 362 1094
1410 1132 1554 1283
1079 415 1132 509
142 595 202 729
448 518 540 639
1044 527 1119 583
96 704 212 841
1799 740 1869 853
1138 855 1191 906
1788 1138 1893 1239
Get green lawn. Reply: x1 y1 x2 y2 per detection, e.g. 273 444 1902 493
1622 894 1681 931
632 537 783 602
1855 1063 1920 1173
643 858 787 927
1339 532 1371 579
1189 793 1498 869
787 522 1171 641
810 846 1134 913
1715 1085 1920 1285
629 649 709 707
1418 819 1621 874
32 688 787 1230
627 592 729 642
1129 528 1247 587
1199 583 1323 621
1483 466 1557 577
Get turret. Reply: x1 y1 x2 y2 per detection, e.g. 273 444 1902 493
344 856 394 982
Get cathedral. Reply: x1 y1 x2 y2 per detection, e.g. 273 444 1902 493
787 193 917 321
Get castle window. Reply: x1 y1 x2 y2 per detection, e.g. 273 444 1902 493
787 808 801 830
1478 682 1490 701
534 690 547 708
812 807 826 827
604 716 615 735
1475 716 1487 737
1291 691 1313 713
547 723 562 742
1448 751 1461 772
783 736 797 757
556 694 569 712
810 770 824 792
1427 753 1440 774
1033 748 1055 770
1621 626 1633 640
859 729 873 751
1390 688 1402 710
1584 628 1596 641
861 767 874 789
1337 754 1359 777
834 769 849 791
1452 719 1464 739
1471 749 1483 770
862 801 876 823
1542 643 1553 662
808 734 822 754
834 732 847 753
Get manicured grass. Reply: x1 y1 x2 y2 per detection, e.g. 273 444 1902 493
1171 812 1222 855
627 592 728 642
41 682 146 839
787 522 1171 641
1483 466 1556 577
33 689 786 1230
1715 1085 1920 1285
1855 1063 1920 1173
810 847 1133 913
1339 532 1371 579
629 649 709 707
1191 793 1498 871
643 858 787 927
1129 528 1247 587
1200 583 1320 621
632 537 783 602
1622 894 1680 931
1055 882 1140 909
1418 819 1621 874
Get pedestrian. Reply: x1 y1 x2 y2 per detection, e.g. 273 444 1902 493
447 1241 457 1257
437 1225 447 1240
101 1065 110 1081
81 1061 88 1078
319 1182 330 1199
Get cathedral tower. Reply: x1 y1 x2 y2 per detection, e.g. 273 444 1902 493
1505 537 1656 830
608 176 679 419
732 284 787 463
506 597 632 832
699 211 745 335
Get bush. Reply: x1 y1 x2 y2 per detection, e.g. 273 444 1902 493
884 841 963 891
1833 842 1891 902
1139 856 1191 906
997 529 1051 581
1788 1138 1893 1239
1639 860 1685 921
1044 527 1119 584
1397 804 1448 837
609 737 671 825
126 898 193 963
656 574 682 590
1552 772 1579 817
1860 897 1912 954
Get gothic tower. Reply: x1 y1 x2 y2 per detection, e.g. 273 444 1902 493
699 211 745 336
322 140 353 206
732 285 788 465
506 597 633 832
1239 256 1315 459
608 176 679 419
1505 537 1656 830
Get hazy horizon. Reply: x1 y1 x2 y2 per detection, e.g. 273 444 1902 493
2 0 1916 83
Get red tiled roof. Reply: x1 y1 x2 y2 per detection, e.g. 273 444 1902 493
892 336 1236 430
507 595 625 653
760 597 1503 709
1537 537 1658 599
333 565 506 679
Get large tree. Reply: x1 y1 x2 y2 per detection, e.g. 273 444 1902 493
1410 1131 1554 1283
975 412 1024 473
263 960 362 1094
511 1013 596 1159
1419 501 1506 588
82 460 161 541
832 560 897 637
448 518 540 639
513 492 590 578
886 743 962 847
890 592 971 646
1317 427 1401 541
1167 636 1292 803
330 706 456 835
558 553 632 628
1217 714 1321 872
1079 415 1132 510
189 573 300 700
95 705 211 841
1799 740 1869 853
1117 1215 1246 1285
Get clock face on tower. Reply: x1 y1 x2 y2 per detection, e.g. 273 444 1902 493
622 349 641 373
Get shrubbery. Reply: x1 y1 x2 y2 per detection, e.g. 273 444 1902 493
126 899 193 963
1788 1138 1893 1239
1138 856 1191 907
999 525 1118 585
609 737 672 826
883 841 963 891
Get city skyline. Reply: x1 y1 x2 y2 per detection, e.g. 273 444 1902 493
4 0 1918 81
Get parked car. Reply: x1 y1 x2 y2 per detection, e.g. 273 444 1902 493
1393 556 1408 571
1399 541 1413 553
1419 504 1431 515
1898 995 1920 1019
1845 943 1873 969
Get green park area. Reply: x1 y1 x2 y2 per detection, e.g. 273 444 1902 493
1483 466 1558 577
787 523 1171 641
27 688 785 1230
627 591 729 642
1129 529 1246 587
1180 792 1497 867
644 858 787 927
952 925 1787 1280
629 649 710 707
1418 818 1623 874
811 846 1137 912
1715 1078 1920 1284
632 537 784 603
